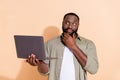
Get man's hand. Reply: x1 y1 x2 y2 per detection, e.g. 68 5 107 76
62 33 76 49
26 54 49 74
26 54 39 66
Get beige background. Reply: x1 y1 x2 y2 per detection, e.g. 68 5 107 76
0 0 120 80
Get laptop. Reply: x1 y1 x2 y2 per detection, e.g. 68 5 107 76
14 35 46 60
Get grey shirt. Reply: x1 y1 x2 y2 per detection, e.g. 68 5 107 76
41 35 99 80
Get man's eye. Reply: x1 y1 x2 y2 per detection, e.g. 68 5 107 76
66 22 69 25
73 23 77 26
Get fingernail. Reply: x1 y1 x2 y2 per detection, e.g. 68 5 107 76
33 55 35 57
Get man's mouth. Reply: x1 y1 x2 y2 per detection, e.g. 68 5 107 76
67 29 73 33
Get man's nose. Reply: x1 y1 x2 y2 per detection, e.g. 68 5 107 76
68 24 72 28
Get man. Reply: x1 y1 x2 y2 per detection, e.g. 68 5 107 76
26 12 99 80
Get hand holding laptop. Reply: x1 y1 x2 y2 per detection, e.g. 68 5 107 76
26 54 39 66
26 53 49 74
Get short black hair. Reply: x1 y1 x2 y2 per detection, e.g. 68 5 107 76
63 12 80 21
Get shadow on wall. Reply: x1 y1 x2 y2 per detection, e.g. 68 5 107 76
0 26 60 80
43 26 61 42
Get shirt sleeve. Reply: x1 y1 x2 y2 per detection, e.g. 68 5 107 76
84 41 99 74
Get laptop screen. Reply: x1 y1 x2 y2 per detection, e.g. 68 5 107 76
14 35 46 60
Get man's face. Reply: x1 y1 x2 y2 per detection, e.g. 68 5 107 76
62 15 79 36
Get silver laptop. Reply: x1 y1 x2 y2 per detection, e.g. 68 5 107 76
14 35 46 60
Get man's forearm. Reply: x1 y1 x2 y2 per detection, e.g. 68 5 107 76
38 61 49 74
70 45 87 67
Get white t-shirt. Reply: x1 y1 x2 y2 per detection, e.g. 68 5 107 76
60 47 75 80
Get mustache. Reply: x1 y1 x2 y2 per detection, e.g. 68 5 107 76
64 28 75 32
63 28 77 36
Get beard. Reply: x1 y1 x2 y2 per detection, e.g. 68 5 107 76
62 26 78 36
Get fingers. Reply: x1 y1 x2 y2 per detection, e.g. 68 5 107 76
63 33 70 38
26 54 38 66
63 33 74 41
62 33 70 41
72 33 76 40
